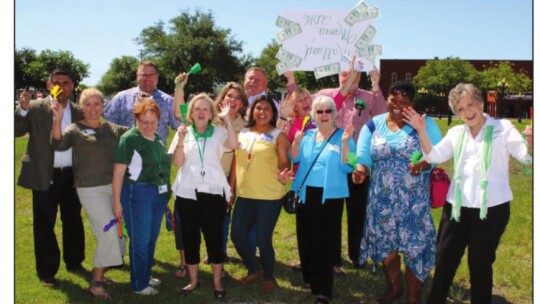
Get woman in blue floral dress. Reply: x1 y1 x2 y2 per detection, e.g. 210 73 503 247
352 81 442 304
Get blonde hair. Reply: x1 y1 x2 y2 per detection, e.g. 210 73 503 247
79 87 104 106
186 93 219 125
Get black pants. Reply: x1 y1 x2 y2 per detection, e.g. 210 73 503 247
176 192 227 265
32 168 85 279
340 173 369 265
427 202 510 304
297 187 343 299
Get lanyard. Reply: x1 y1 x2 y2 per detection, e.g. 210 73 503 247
195 136 207 177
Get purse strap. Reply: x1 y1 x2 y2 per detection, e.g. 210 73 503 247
296 128 339 192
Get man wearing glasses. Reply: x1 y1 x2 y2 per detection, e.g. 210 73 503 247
104 60 180 142
285 67 386 272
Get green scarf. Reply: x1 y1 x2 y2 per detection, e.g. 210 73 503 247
191 124 214 139
451 124 493 221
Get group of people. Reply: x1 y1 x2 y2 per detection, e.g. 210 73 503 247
15 58 532 304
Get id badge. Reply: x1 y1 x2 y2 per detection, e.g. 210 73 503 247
198 183 210 193
82 129 96 136
158 184 168 194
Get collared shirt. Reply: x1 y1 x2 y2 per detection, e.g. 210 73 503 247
104 86 180 142
314 88 387 142
53 100 73 168
168 126 232 201
21 96 73 168
424 114 531 209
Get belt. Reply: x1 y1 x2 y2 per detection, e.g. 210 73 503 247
53 166 72 172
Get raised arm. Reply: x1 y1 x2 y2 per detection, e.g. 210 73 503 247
402 107 432 154
173 73 189 121
171 125 188 168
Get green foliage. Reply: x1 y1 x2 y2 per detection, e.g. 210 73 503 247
15 47 38 90
479 61 532 93
254 39 282 92
15 48 90 90
133 9 247 95
97 56 139 96
413 57 481 96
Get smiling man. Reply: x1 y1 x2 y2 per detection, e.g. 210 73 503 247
15 69 86 288
104 60 180 142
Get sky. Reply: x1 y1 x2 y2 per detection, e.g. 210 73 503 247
12 0 533 86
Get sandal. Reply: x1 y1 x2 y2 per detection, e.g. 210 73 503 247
89 280 111 300
175 265 188 279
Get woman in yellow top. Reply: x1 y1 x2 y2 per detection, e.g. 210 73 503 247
231 95 291 293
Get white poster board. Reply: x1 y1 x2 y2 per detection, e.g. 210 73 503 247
275 1 381 78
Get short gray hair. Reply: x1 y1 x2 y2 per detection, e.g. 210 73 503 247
448 83 484 114
311 96 337 126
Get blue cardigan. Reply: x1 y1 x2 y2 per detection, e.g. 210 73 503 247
290 128 355 204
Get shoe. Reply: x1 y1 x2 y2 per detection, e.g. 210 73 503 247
333 267 346 276
134 286 158 295
149 277 161 287
291 263 302 272
315 295 330 304
175 265 188 279
235 271 263 285
89 280 112 299
214 289 226 299
261 277 278 293
67 264 87 275
41 277 58 288
181 282 200 295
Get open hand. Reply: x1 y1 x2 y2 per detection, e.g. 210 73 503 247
342 124 355 142
277 167 294 185
402 107 426 130
279 93 295 119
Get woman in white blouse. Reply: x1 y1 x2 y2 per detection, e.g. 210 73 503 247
403 83 532 304
168 93 238 299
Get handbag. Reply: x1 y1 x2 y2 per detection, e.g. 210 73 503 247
283 128 339 214
430 167 450 208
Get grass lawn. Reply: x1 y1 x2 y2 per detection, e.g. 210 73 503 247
14 118 532 303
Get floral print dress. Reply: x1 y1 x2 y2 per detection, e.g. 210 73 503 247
359 126 436 281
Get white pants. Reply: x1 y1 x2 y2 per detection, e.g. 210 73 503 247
77 185 125 268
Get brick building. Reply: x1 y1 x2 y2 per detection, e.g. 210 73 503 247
379 59 533 118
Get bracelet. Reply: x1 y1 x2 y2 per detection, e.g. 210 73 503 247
279 116 288 121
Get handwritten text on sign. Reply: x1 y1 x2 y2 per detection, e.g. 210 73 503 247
275 1 381 78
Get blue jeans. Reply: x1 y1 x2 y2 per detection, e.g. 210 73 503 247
231 197 282 280
223 213 256 254
121 183 169 292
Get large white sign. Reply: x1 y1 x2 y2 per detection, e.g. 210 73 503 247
275 1 381 78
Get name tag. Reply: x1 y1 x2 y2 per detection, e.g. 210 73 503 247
373 136 386 145
82 129 96 136
158 184 168 194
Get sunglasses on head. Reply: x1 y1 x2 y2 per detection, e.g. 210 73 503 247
390 88 411 97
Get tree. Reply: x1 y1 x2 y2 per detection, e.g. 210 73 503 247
97 56 139 96
15 48 38 90
413 57 481 96
479 61 532 94
133 9 247 95
24 49 90 87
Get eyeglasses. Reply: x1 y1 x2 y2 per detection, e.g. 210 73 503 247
316 109 333 114
138 73 158 78
390 88 411 98
137 118 158 127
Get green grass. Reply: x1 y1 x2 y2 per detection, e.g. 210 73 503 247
14 118 532 303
